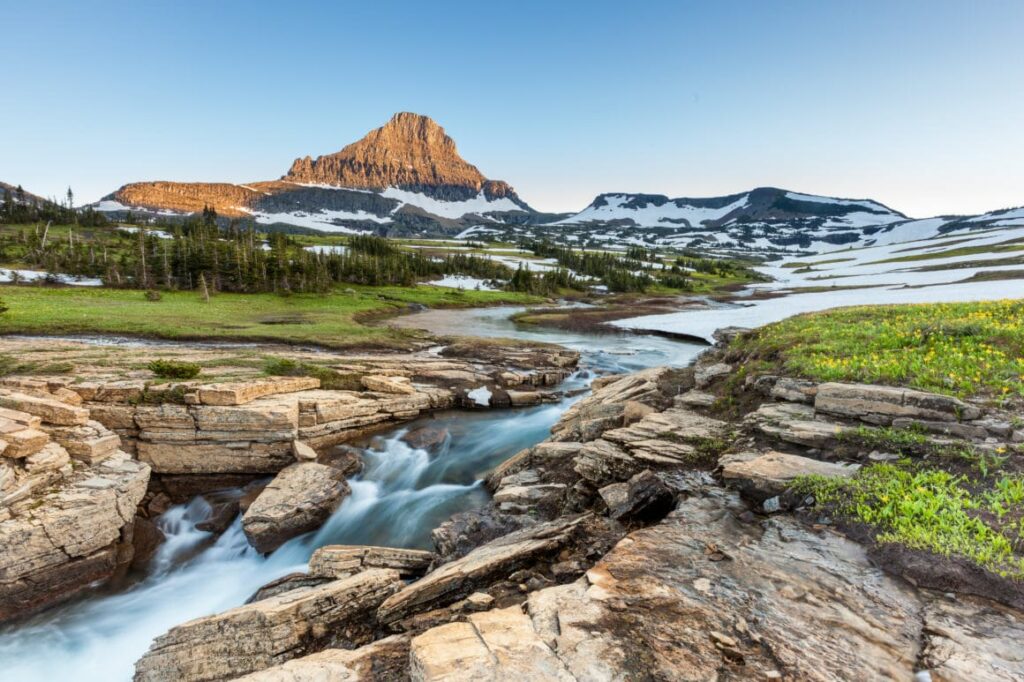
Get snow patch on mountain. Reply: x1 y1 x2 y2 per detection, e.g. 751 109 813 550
380 188 526 219
555 193 749 227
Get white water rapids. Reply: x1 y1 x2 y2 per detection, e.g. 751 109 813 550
0 311 704 682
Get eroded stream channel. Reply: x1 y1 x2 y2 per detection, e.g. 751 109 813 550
0 307 704 682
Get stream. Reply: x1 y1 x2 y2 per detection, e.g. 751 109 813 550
0 307 705 682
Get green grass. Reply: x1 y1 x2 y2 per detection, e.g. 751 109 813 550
730 300 1024 399
796 463 1024 578
0 284 540 349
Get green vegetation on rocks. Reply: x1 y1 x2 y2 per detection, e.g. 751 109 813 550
730 300 1024 399
796 464 1024 579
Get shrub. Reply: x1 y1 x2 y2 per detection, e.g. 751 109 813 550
147 359 201 380
145 290 162 302
262 357 362 391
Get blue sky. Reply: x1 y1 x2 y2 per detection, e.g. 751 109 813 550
2 0 1022 217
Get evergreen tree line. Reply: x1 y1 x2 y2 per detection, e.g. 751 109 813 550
3 212 537 293
1 186 108 227
522 240 654 292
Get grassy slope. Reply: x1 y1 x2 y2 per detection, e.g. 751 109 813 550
730 299 1024 400
0 284 540 349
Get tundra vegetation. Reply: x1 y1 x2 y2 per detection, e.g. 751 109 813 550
725 301 1024 583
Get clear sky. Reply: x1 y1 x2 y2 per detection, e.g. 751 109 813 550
2 0 1022 217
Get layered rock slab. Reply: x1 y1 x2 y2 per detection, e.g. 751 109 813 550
0 452 150 620
134 569 403 682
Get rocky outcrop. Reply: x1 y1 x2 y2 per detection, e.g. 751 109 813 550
377 515 588 626
134 569 404 682
242 463 350 554
814 382 981 425
235 634 411 681
0 452 149 620
721 450 859 511
413 486 925 679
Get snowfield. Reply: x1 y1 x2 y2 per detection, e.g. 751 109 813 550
425 275 500 291
615 222 1024 342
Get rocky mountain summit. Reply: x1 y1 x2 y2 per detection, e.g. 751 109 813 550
283 112 523 204
96 113 537 235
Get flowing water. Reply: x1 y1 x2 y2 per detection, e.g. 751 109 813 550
0 307 705 682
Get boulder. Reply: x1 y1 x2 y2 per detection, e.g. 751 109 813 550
242 463 349 554
401 424 449 451
492 483 567 516
309 545 434 579
320 445 364 477
378 515 586 625
0 427 49 458
133 569 403 682
291 440 318 462
598 469 675 522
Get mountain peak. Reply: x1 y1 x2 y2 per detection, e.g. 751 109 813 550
283 112 517 202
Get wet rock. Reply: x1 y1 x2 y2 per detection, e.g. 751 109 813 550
130 515 167 570
319 445 364 477
309 545 434 580
401 423 449 451
506 389 542 406
242 463 349 554
195 497 240 535
431 508 529 560
234 634 411 681
598 469 675 523
379 515 587 625
134 569 403 682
